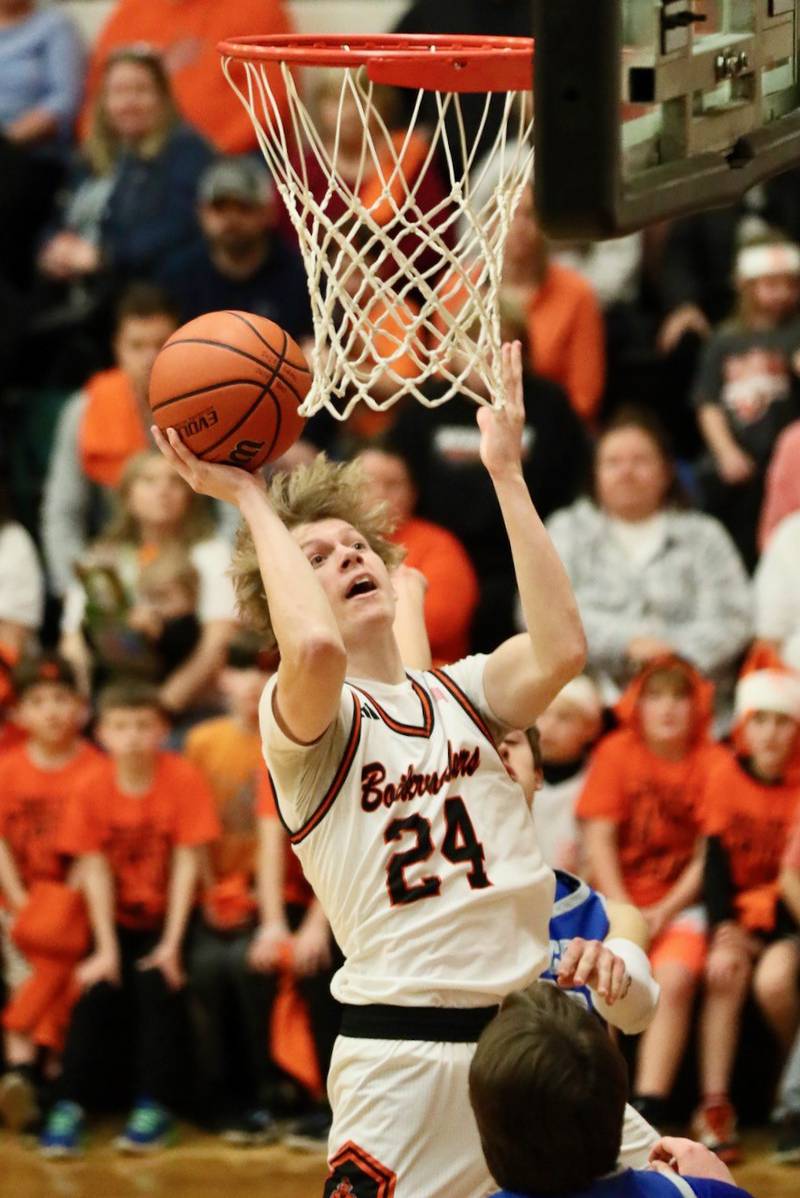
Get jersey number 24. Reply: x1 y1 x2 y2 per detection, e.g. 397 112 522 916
384 796 491 906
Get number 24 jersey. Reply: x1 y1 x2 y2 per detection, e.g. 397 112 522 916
260 655 553 1007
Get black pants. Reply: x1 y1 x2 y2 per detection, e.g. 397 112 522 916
187 906 343 1116
59 926 185 1110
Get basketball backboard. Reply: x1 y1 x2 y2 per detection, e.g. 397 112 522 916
533 0 800 237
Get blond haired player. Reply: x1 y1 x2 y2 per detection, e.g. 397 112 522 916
153 342 586 1198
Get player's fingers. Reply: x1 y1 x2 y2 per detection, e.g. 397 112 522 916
607 955 629 1003
594 948 614 999
555 938 585 984
574 939 602 986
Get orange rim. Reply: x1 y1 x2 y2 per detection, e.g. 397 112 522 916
218 33 534 92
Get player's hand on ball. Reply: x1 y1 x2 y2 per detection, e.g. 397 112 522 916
556 937 632 1005
152 426 265 507
477 341 526 481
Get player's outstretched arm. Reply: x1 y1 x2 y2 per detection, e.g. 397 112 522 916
480 343 586 728
152 427 346 744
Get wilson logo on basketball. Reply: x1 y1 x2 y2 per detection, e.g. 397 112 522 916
228 439 265 465
174 408 219 437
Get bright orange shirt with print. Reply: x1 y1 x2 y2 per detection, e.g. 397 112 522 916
256 766 312 909
577 729 720 908
59 752 220 930
703 750 800 931
184 717 261 883
0 741 102 893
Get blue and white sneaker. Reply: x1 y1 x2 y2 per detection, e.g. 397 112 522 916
39 1101 86 1158
115 1099 176 1154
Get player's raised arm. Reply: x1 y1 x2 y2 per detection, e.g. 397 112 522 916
480 342 587 729
152 428 346 744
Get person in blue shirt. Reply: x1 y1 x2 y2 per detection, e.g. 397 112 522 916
468 983 753 1198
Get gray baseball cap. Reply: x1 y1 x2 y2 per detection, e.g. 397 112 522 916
198 157 274 207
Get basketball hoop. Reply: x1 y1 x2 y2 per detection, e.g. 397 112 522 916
218 34 534 420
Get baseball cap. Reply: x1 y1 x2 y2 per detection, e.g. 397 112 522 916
198 157 274 207
13 654 79 698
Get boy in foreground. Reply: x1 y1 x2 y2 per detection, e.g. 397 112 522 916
470 984 752 1198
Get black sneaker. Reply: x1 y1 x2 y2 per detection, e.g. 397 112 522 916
284 1107 332 1153
220 1109 279 1147
631 1094 670 1132
774 1113 800 1164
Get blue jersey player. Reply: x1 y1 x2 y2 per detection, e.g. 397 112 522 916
468 984 752 1198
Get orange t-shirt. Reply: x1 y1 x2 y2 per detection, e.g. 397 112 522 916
390 517 479 665
525 262 605 425
0 741 102 894
59 752 220 930
80 368 149 488
184 717 262 884
80 0 294 154
577 729 720 908
433 261 605 424
255 766 312 909
702 750 800 931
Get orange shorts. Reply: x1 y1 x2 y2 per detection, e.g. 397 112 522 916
649 918 707 978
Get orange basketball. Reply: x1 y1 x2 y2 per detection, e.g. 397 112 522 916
148 311 311 471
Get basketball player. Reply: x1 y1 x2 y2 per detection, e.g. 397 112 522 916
153 341 587 1198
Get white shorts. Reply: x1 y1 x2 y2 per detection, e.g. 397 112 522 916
324 1037 660 1198
325 1034 494 1198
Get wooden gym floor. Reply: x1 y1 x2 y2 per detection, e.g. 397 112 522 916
2 1127 798 1198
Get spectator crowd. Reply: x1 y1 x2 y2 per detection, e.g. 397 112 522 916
2 0 800 1175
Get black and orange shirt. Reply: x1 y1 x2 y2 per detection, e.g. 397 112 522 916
59 752 220 930
576 730 723 909
702 749 800 931
255 764 313 910
0 741 102 896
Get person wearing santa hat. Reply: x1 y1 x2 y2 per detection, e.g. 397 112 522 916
692 233 800 571
692 669 800 1164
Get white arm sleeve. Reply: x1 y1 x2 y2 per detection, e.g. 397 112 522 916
590 936 660 1035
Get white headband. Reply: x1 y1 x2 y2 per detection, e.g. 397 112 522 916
735 670 800 722
555 676 603 723
736 243 800 280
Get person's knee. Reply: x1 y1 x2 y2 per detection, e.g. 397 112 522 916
754 954 798 1012
705 949 751 998
656 964 698 1007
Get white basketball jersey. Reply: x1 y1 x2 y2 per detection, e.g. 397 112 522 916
260 654 554 1007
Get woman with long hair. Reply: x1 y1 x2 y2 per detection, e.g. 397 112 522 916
38 46 212 286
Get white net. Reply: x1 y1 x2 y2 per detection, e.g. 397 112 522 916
222 56 534 419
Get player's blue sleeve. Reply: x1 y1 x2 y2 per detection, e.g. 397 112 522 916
683 1178 754 1198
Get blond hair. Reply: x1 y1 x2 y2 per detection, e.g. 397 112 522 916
100 451 216 548
85 48 180 177
232 455 404 646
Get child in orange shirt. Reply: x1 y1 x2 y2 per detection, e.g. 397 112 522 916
39 681 220 1158
183 635 281 1144
0 655 99 1133
250 766 343 1151
577 656 721 1129
692 670 800 1163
